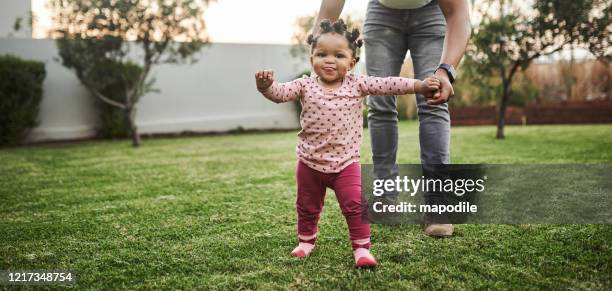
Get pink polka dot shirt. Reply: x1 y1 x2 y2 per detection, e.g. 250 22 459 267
261 73 417 173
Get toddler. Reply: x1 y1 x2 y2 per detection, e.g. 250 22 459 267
255 19 440 268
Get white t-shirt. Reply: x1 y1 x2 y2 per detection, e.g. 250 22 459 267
379 0 433 9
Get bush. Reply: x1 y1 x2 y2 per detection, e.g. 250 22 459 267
509 77 539 106
91 61 143 138
0 54 46 146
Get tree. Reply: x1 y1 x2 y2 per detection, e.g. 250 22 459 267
466 0 610 139
47 0 213 146
290 13 363 61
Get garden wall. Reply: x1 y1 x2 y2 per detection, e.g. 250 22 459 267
0 38 306 142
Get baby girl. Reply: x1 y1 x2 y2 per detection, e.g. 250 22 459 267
255 19 440 268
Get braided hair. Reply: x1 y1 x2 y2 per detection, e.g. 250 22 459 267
307 19 363 63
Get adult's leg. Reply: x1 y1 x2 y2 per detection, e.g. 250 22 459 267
364 0 409 193
405 1 453 235
405 0 450 166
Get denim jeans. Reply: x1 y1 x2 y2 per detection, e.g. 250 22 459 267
364 0 450 197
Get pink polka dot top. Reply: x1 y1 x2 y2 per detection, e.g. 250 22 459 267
260 73 417 173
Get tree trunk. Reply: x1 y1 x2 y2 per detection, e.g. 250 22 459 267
126 107 141 147
496 83 511 139
496 104 506 139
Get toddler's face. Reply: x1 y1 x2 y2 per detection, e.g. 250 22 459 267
310 33 356 85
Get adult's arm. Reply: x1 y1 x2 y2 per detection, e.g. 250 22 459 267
437 0 471 69
429 0 471 104
313 0 346 34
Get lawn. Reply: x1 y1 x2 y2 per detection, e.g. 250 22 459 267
1 122 611 289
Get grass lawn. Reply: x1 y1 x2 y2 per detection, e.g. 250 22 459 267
1 122 611 289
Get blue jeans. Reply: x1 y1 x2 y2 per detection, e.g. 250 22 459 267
364 0 450 195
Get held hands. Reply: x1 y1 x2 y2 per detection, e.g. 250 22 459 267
416 76 441 96
425 71 455 105
255 70 274 92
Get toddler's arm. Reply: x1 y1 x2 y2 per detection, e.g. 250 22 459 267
360 76 440 96
255 70 303 103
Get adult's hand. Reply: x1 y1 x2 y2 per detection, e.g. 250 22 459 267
425 71 454 105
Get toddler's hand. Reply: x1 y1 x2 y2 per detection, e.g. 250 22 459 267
255 70 274 92
417 76 441 95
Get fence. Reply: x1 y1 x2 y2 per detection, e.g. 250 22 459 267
450 101 612 126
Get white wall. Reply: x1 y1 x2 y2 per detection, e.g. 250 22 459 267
0 0 31 38
0 38 306 142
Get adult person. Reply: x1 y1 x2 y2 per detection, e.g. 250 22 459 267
314 0 471 236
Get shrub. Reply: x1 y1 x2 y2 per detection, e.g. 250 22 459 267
509 76 539 107
91 61 143 138
0 54 46 146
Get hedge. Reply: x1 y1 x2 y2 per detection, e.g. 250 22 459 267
0 54 46 146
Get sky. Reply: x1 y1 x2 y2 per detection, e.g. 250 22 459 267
204 0 367 44
32 0 368 44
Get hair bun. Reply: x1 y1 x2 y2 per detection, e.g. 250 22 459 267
319 19 333 33
356 39 364 48
307 34 315 45
349 29 360 41
332 19 347 34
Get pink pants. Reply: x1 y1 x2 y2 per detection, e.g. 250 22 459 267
296 160 371 250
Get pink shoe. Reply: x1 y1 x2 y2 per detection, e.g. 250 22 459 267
354 248 377 268
291 242 315 257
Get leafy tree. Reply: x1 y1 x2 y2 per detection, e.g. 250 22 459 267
466 0 610 139
47 0 213 146
290 13 363 61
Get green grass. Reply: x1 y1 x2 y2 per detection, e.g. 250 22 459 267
1 122 611 289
